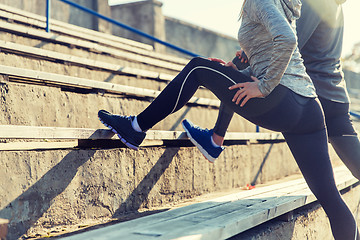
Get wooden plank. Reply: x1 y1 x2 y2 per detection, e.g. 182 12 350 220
0 219 8 239
224 132 283 141
161 196 307 240
59 166 357 240
0 64 220 108
0 141 78 151
130 196 302 240
0 125 114 140
0 125 283 142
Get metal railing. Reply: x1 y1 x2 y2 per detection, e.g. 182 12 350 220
45 0 200 57
46 0 51 32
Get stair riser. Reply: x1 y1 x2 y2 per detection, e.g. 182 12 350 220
0 143 296 239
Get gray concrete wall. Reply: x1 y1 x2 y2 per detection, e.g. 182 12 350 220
110 0 239 60
111 0 166 53
0 0 112 33
165 16 240 60
344 69 360 90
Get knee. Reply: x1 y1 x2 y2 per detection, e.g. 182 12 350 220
188 57 208 67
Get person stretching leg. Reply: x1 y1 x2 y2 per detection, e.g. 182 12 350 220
98 0 359 238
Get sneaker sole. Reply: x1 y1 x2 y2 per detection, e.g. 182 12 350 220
99 117 139 150
182 121 215 163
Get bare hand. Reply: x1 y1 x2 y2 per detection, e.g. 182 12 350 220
208 57 226 65
229 76 264 107
224 61 238 70
209 58 239 70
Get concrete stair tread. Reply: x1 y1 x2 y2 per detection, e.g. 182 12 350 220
0 124 282 150
0 3 154 52
0 3 190 66
0 40 176 82
0 64 219 107
57 165 357 240
0 18 185 72
0 124 282 141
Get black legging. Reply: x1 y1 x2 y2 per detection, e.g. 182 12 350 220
137 57 358 239
319 97 360 181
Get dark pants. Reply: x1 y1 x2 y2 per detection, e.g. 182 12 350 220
319 97 360 181
136 57 358 239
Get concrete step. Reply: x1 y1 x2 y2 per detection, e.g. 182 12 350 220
0 123 346 239
0 130 297 239
0 3 154 52
0 5 189 74
0 64 257 132
0 124 283 149
0 18 182 76
0 40 216 100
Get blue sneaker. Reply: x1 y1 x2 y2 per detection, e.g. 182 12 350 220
98 110 146 150
182 119 224 163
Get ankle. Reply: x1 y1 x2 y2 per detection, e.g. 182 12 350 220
131 116 143 132
211 133 224 147
210 136 221 147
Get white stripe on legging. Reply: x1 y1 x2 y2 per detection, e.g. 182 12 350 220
355 224 358 240
169 66 238 114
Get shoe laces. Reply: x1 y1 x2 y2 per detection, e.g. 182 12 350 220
192 125 211 134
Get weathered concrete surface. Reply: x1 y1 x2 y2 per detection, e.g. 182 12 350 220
0 82 256 132
0 143 346 239
0 29 180 76
0 142 300 239
0 0 111 34
230 184 360 240
111 0 166 53
0 50 216 101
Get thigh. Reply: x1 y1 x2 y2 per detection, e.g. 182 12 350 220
188 58 289 118
247 91 325 134
188 58 325 133
319 97 357 137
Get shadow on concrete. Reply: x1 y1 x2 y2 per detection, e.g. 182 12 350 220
250 140 280 186
112 147 180 218
34 41 51 49
169 99 199 131
0 150 97 240
0 144 180 239
104 73 116 83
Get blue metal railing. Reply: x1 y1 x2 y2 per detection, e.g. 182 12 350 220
350 111 360 119
46 0 51 32
46 0 200 57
